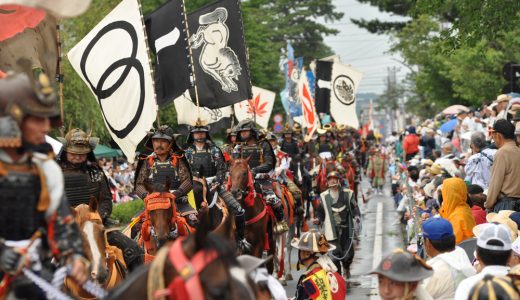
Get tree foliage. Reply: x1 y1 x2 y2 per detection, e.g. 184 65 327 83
354 0 520 117
60 0 342 143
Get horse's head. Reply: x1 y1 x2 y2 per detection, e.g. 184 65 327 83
325 160 337 173
73 199 108 284
146 193 177 250
163 213 256 300
228 158 250 202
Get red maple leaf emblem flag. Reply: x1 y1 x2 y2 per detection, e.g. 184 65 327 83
234 86 276 128
246 93 268 117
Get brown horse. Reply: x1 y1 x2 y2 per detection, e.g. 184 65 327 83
140 192 193 263
66 201 126 298
192 177 230 236
228 158 275 273
105 210 257 300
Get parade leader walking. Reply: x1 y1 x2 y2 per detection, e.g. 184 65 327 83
485 119 520 212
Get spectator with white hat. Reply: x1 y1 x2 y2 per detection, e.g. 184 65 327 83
454 223 512 300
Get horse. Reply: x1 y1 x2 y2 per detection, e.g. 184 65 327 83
105 209 257 300
192 176 230 236
140 192 194 263
66 200 126 298
228 158 275 273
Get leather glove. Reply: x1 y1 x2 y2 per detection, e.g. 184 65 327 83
0 244 26 275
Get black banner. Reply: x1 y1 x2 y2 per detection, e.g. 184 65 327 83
188 0 252 109
145 0 191 107
315 60 333 114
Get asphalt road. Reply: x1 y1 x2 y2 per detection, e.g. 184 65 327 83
282 178 404 299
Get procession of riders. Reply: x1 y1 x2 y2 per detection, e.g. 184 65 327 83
0 70 387 299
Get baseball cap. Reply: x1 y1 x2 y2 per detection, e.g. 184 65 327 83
491 119 515 139
422 218 455 241
476 223 512 251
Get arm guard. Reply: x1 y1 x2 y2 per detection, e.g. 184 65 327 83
252 141 275 174
134 161 149 199
98 172 113 221
173 159 193 199
213 147 227 184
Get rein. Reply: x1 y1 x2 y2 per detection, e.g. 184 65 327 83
154 237 219 300
227 166 255 207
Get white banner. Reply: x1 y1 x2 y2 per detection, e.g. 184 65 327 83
233 86 275 128
330 63 363 129
174 90 232 125
67 0 156 162
298 67 320 135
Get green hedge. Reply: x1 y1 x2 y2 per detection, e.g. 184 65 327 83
111 199 144 224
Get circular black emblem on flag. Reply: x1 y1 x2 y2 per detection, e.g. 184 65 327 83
333 75 355 106
79 21 145 139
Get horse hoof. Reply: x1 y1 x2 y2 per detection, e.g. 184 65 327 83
286 273 293 281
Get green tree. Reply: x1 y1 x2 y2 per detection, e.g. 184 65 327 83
61 0 343 143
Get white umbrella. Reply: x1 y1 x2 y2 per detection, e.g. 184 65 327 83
442 105 469 115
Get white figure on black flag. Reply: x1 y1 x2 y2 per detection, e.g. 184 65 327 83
188 0 252 109
190 7 241 93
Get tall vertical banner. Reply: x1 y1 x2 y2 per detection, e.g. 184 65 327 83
68 0 157 162
145 0 191 107
280 43 304 118
330 62 363 129
188 0 252 109
314 60 333 114
299 67 320 135
234 86 275 128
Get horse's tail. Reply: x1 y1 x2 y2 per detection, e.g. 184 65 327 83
199 7 228 24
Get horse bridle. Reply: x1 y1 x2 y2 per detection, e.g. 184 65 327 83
145 193 178 248
155 237 219 300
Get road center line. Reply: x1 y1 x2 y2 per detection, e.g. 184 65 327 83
370 201 384 298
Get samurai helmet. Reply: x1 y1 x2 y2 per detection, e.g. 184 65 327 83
187 118 211 144
290 229 336 254
266 132 277 141
144 125 178 150
58 127 98 155
292 122 302 133
235 119 258 142
283 123 293 134
0 63 60 148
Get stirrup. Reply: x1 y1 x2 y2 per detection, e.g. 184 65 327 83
274 221 289 234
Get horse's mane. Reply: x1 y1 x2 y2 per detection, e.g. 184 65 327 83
74 204 91 225
202 233 237 267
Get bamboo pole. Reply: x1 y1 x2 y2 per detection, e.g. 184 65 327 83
137 0 160 126
181 0 201 118
56 21 65 136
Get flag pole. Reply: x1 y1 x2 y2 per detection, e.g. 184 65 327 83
137 0 160 126
56 21 65 136
181 0 201 118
